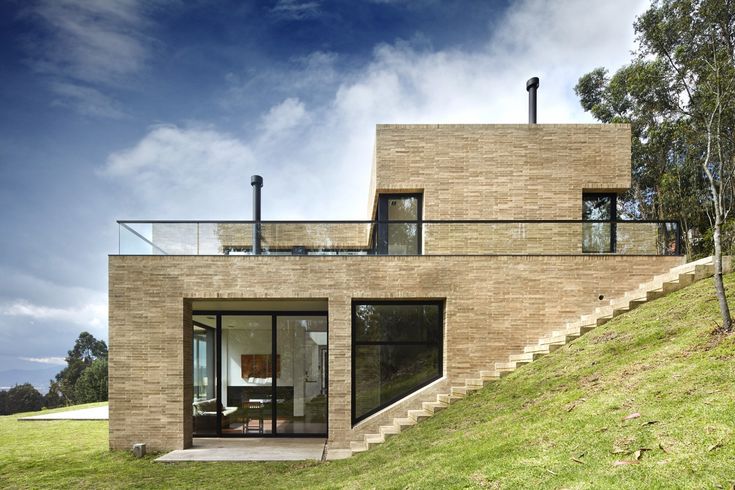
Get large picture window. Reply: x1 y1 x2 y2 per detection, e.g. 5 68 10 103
351 301 443 424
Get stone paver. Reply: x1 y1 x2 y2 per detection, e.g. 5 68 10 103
156 437 326 462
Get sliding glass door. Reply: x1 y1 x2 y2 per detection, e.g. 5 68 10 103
276 316 328 435
192 310 328 437
221 315 274 435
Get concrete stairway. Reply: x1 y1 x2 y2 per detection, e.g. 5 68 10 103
349 256 722 456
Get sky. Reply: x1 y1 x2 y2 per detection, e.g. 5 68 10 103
0 0 649 390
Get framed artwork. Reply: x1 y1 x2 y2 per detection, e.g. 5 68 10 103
241 354 280 378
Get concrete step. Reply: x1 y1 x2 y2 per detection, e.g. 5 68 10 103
436 393 454 405
509 352 543 363
693 263 715 279
580 313 611 326
451 385 479 396
394 417 417 429
495 361 519 372
563 319 597 334
523 344 554 354
364 433 384 448
552 327 584 337
539 333 578 346
594 305 628 318
465 378 485 387
422 401 447 414
670 256 713 274
350 441 368 453
480 370 503 380
407 409 431 422
380 425 401 438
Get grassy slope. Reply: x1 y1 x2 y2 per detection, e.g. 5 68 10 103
1 275 734 489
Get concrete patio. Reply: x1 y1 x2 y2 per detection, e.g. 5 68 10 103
18 404 109 421
156 437 327 462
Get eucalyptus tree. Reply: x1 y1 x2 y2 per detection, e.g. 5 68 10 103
575 0 733 331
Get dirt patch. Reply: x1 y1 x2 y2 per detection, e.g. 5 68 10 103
580 373 601 390
589 331 620 344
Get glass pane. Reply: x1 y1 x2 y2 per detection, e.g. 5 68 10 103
276 316 328 434
221 315 274 435
354 344 440 421
387 197 418 221
583 222 613 253
387 223 418 255
354 304 441 343
583 195 613 220
377 195 420 255
192 315 217 436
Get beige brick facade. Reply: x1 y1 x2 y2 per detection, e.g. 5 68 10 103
109 254 682 452
109 123 683 453
369 124 632 220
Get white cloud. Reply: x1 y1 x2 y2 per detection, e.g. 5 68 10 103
108 0 650 221
21 0 166 118
19 357 67 366
24 0 157 85
259 97 309 136
102 124 258 218
1 299 107 328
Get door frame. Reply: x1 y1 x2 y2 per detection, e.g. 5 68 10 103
192 309 329 438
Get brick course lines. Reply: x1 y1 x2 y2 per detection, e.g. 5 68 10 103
109 254 681 452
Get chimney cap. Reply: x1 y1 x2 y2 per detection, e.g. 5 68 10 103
251 175 263 187
526 77 540 91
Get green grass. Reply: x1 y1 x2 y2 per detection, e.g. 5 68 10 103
2 274 735 489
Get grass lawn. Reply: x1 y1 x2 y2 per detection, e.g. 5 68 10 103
2 274 735 489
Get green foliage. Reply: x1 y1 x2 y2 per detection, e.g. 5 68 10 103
73 359 108 404
1 276 735 488
574 0 735 259
43 382 65 409
0 383 43 415
53 332 109 405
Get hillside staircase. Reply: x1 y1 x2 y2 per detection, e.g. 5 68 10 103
349 256 726 456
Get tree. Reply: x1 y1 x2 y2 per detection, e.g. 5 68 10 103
54 332 108 404
2 383 44 414
43 381 65 409
575 0 734 331
73 359 108 404
0 390 8 415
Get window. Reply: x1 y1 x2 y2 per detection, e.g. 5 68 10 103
375 194 422 255
583 193 617 253
351 301 443 424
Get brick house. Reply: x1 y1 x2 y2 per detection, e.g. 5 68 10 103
109 120 683 459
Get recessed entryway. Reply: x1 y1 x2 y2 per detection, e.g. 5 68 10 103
190 299 328 439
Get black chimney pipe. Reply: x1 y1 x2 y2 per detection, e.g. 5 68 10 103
251 175 263 255
526 77 539 124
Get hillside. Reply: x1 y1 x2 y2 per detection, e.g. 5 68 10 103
1 273 734 489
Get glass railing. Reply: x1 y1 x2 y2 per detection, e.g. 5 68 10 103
117 220 682 256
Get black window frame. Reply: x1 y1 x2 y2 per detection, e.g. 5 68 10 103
375 193 423 255
191 309 329 439
582 192 617 253
351 300 443 425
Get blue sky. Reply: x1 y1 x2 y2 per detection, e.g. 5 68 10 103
0 0 648 389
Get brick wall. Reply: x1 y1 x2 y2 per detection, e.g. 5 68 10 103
369 124 631 220
108 254 681 452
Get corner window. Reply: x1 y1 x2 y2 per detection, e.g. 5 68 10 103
375 194 422 255
583 193 617 253
351 301 443 424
